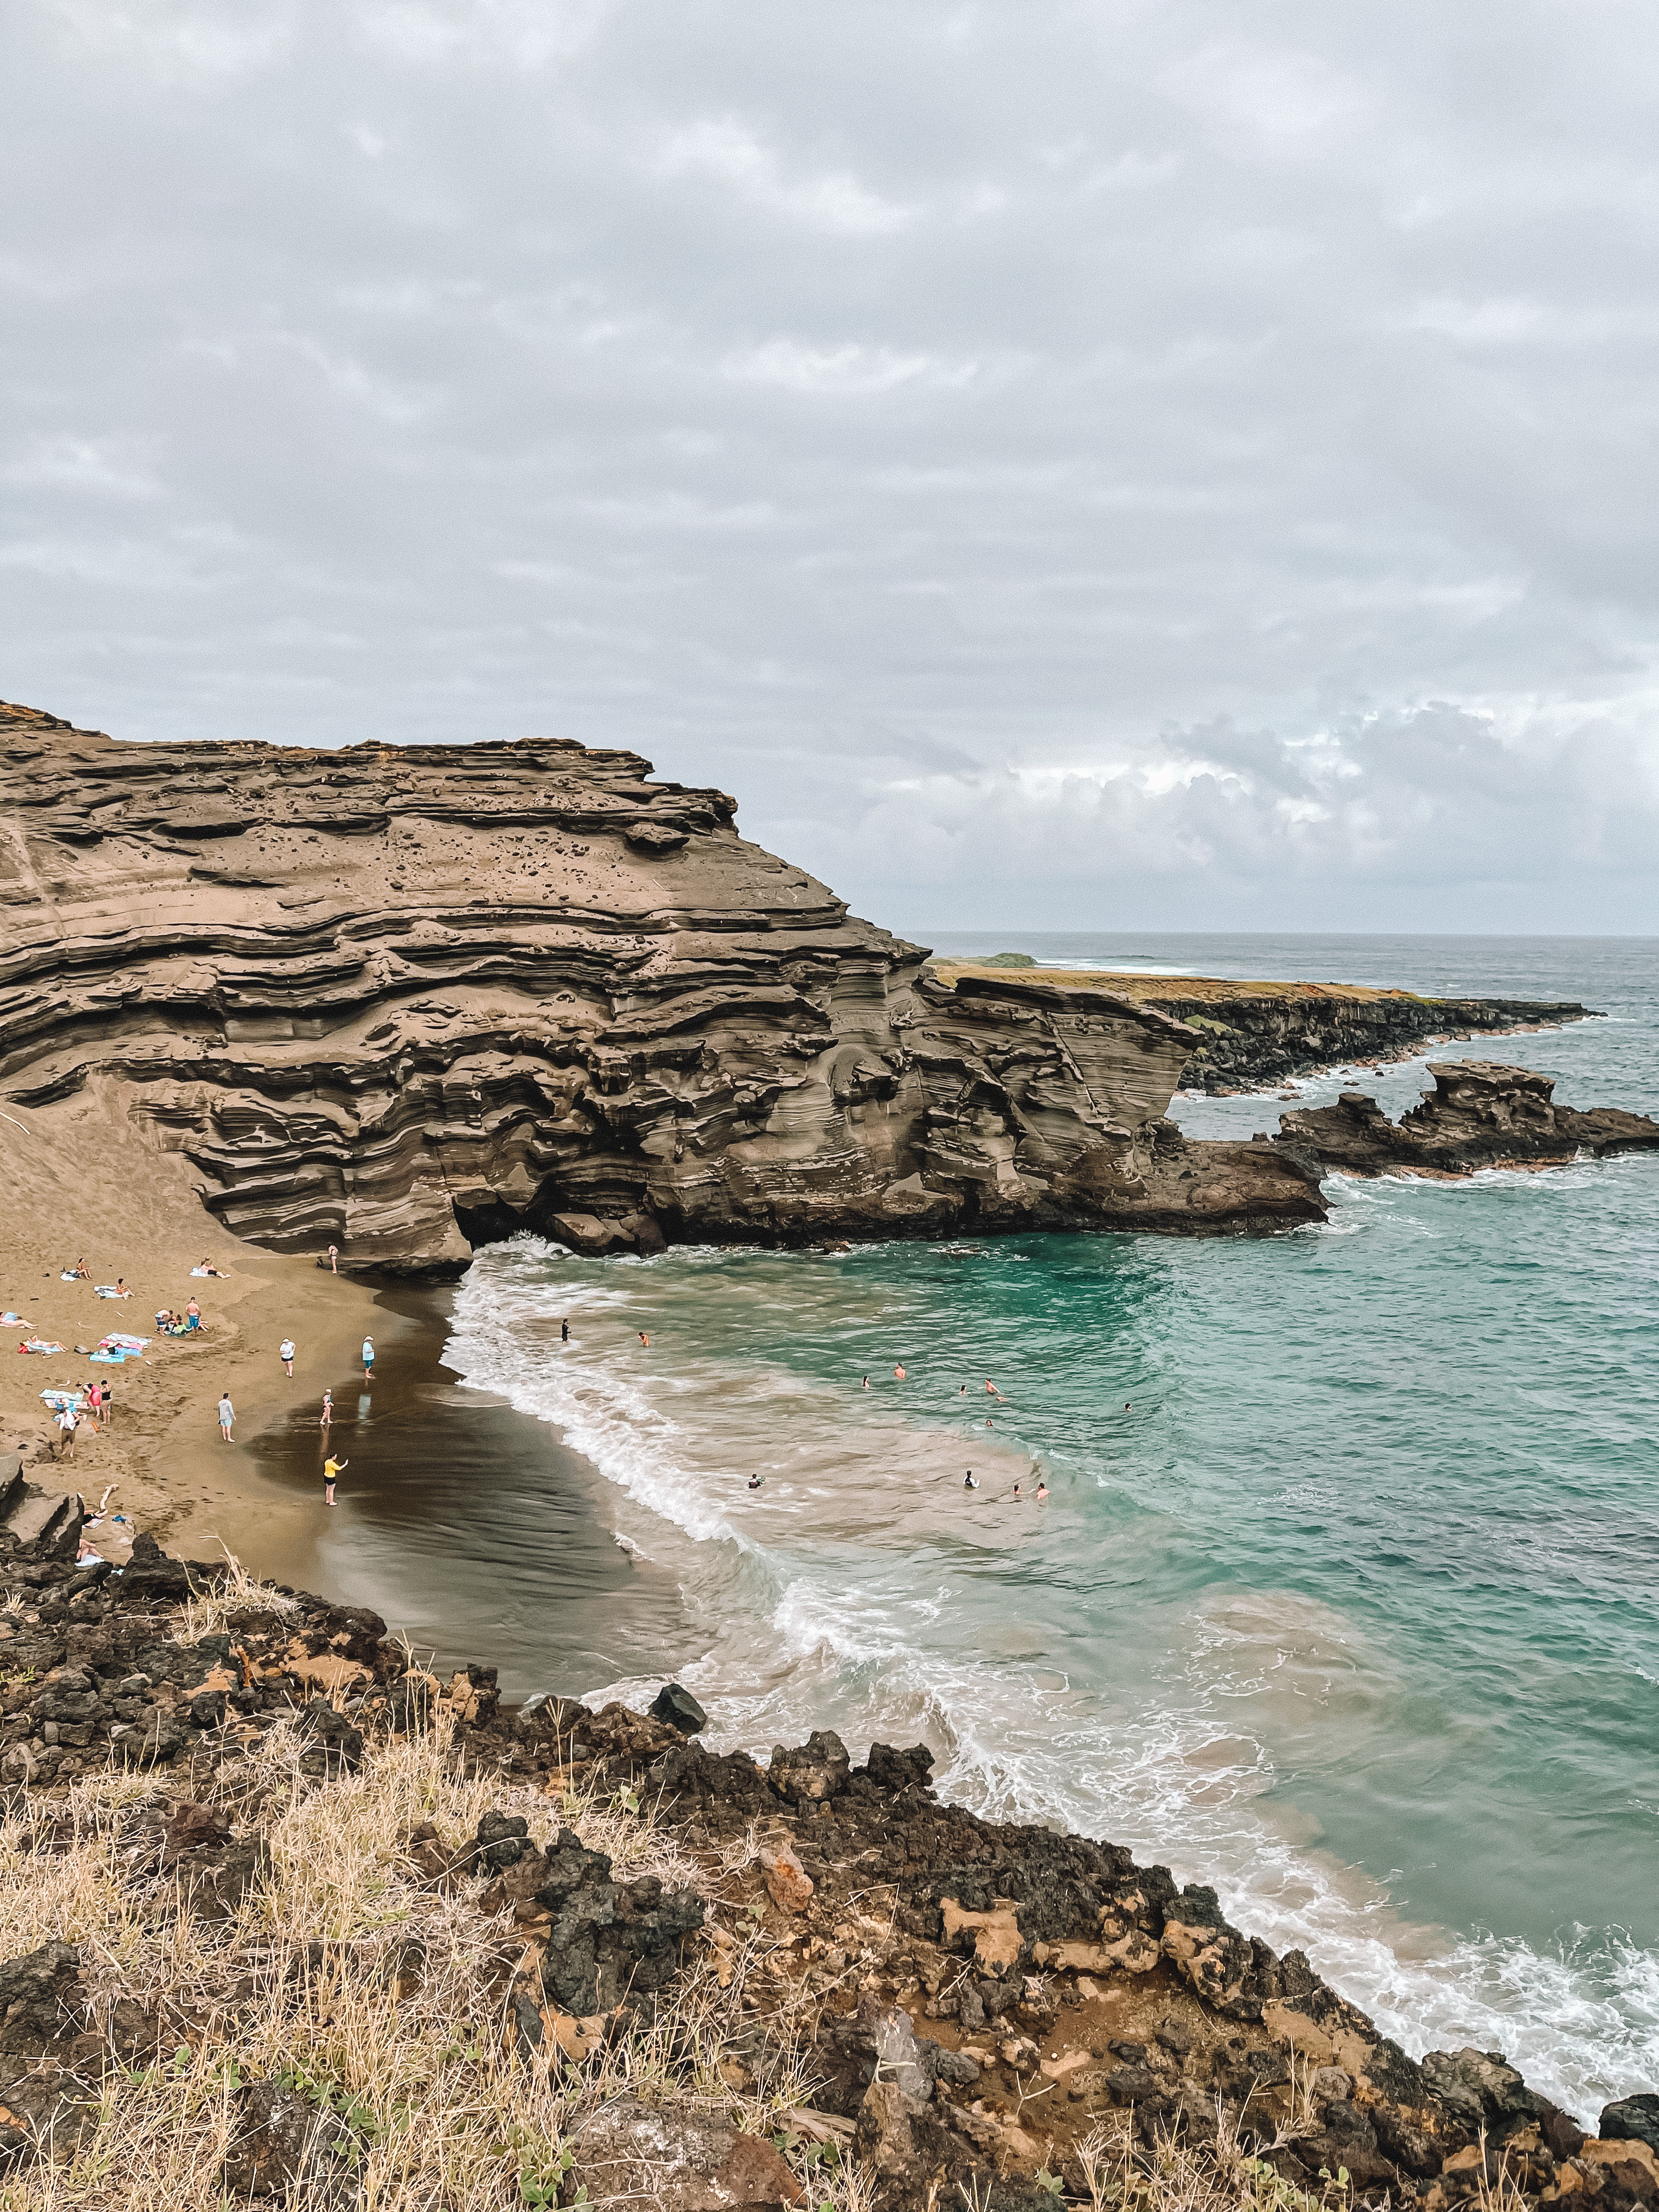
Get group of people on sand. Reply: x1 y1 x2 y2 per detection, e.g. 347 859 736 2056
232 1333 375 1508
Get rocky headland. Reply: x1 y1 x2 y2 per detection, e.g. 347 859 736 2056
929 962 1597 1096
1 700 1324 1272
1 1512 1656 2210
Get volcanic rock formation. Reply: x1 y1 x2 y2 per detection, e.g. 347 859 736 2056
1276 1062 1659 1180
0 701 1323 1272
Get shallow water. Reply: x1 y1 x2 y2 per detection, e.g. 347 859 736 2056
271 936 1659 2122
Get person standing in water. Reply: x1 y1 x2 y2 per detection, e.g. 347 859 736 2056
639 1331 650 1347
561 1319 571 1343
963 1471 978 1489
362 1336 375 1381
324 1454 348 1506
1035 1479 1049 1500
319 1389 333 1429
894 1364 906 1381
1011 1479 1023 1499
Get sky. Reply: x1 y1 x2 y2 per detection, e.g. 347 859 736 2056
5 1 1658 933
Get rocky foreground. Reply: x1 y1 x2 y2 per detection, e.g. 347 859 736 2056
1 1511 1656 2210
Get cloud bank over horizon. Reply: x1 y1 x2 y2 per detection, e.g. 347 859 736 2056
5 1 1658 932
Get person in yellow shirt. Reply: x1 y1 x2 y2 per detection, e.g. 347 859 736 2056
324 1455 348 1506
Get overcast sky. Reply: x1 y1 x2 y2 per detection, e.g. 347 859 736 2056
6 2 1658 932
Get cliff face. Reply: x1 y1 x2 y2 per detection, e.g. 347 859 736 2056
0 703 1323 1274
933 962 1595 1094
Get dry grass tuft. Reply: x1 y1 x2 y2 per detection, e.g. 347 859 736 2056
0 1716 870 2212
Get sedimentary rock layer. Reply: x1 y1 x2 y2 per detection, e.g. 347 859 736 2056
933 962 1596 1093
0 701 1323 1273
1277 1062 1659 1179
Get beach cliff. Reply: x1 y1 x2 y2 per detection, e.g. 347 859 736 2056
0 699 1324 1269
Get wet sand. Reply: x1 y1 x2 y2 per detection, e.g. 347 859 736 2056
241 1288 693 1702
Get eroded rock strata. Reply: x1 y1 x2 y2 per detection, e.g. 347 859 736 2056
1 1525 1655 2209
0 701 1323 1270
932 964 1596 1096
1277 1063 1659 1181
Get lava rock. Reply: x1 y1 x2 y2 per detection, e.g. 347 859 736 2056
1603 2096 1659 2153
0 1943 83 2056
769 1730 851 1804
648 1683 707 1735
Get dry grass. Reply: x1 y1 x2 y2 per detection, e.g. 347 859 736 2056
0 1717 869 2212
172 1547 302 1643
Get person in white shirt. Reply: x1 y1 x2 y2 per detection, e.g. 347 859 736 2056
217 1393 235 1441
279 1337 296 1377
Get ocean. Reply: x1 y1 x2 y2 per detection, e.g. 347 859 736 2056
257 934 1659 2124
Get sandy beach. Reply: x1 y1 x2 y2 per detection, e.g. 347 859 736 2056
0 1075 394 1579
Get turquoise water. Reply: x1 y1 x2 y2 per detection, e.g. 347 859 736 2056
377 937 1659 2119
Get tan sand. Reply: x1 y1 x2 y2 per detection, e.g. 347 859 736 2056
0 1070 397 1581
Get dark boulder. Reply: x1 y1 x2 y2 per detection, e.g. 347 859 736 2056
0 1943 83 2056
529 1831 703 2017
1603 2096 1659 2153
221 2079 348 2197
648 1682 707 1735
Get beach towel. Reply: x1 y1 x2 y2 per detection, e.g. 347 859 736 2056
40 1390 85 1410
19 1340 63 1355
94 1286 130 1299
60 1271 83 1282
89 1350 130 1364
100 1334 150 1351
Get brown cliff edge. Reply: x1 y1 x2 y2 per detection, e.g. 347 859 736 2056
0 1521 1654 2209
1 698 1324 1273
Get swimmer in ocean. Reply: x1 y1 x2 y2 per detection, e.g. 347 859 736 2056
963 1471 978 1488
747 1473 765 1491
1011 1480 1023 1499
894 1364 906 1380
639 1331 650 1347
1035 1479 1049 1500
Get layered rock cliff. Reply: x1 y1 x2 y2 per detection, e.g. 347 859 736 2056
933 962 1596 1094
0 702 1323 1274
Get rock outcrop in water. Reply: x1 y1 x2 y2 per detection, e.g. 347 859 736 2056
0 700 1323 1272
1277 1063 1659 1180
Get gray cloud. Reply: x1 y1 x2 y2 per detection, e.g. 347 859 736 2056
4 0 1657 929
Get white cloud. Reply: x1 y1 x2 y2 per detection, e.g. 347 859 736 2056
722 339 977 397
655 117 913 235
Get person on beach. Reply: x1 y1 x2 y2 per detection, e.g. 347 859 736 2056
69 1260 89 1280
217 1392 234 1442
200 1259 224 1277
894 1364 906 1381
362 1336 375 1380
114 1279 127 1297
98 1380 112 1427
324 1455 347 1505
86 1379 102 1426
279 1336 296 1378
186 1297 201 1326
56 1403 78 1460
319 1389 333 1429
328 1244 338 1274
